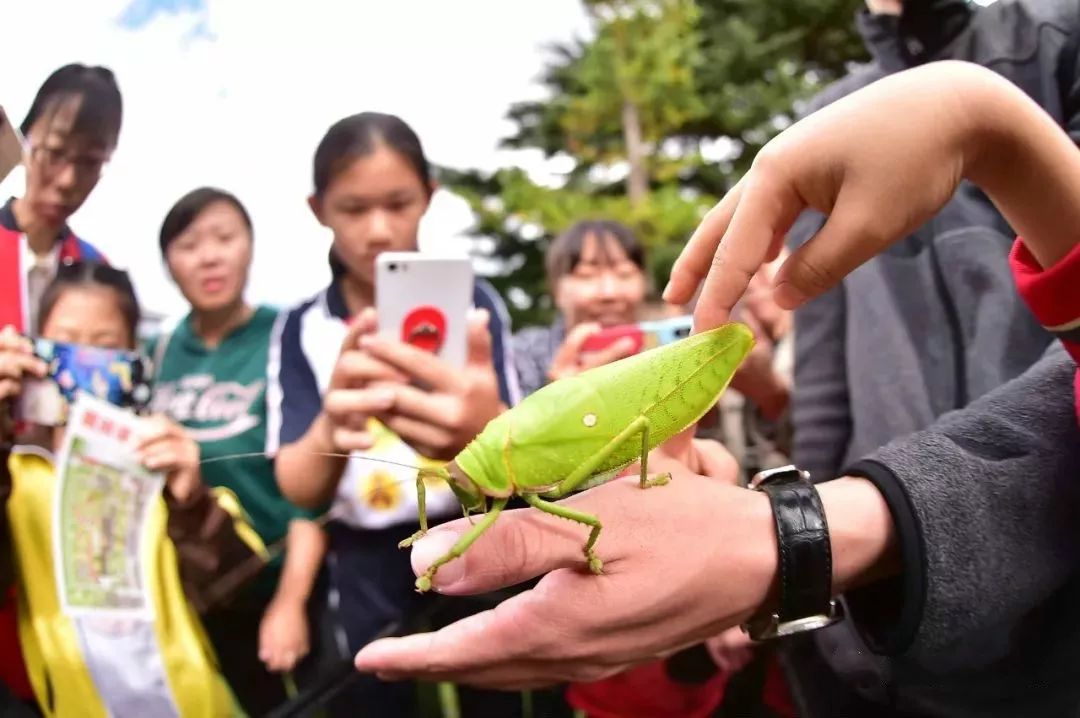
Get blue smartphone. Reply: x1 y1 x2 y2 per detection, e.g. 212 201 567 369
17 338 153 426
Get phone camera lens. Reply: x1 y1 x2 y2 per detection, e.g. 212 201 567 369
388 263 398 272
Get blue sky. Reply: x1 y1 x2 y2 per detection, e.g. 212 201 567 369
117 0 205 29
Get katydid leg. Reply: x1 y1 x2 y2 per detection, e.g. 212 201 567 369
636 419 671 489
399 470 432 548
416 497 510 592
522 492 604 574
549 415 669 497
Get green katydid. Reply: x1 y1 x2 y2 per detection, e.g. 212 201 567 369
202 322 754 593
397 321 755 592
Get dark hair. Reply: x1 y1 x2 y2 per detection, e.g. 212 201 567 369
38 261 141 346
158 187 253 256
313 111 431 197
21 64 123 147
545 220 647 289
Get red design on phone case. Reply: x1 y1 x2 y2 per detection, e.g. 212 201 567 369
402 306 446 354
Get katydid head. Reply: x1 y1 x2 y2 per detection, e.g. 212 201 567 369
445 460 486 512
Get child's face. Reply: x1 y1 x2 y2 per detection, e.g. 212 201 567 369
40 286 131 350
309 144 432 287
555 233 647 329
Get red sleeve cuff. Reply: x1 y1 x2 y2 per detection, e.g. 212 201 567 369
1010 236 1080 330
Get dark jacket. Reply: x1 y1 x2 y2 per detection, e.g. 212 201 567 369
784 1 1080 716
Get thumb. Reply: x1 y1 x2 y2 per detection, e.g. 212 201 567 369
465 308 493 368
409 505 595 594
339 308 376 354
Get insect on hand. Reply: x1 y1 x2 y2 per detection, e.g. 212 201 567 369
201 323 754 595
399 322 755 592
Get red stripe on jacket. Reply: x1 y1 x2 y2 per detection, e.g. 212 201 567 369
0 226 107 333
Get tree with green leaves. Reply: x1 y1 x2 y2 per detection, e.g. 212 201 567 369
443 0 868 329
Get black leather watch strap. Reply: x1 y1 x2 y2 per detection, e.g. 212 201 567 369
744 465 841 640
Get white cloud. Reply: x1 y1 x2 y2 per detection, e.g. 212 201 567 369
0 0 590 324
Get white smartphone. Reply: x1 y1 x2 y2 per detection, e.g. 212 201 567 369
375 252 474 369
0 106 23 185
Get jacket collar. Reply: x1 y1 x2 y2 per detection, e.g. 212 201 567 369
0 196 74 245
857 0 974 72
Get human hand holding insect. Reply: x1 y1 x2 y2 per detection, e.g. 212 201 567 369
354 468 897 689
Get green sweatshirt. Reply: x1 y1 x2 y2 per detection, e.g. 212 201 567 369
147 306 319 598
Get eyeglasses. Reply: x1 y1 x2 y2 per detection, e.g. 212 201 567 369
25 142 109 181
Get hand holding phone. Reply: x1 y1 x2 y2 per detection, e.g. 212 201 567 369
16 338 153 426
580 315 693 356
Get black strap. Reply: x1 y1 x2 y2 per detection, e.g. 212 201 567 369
759 476 833 622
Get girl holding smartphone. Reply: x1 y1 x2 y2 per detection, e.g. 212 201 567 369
270 112 532 716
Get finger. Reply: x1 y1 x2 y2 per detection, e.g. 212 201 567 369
693 168 805 331
465 308 494 369
405 504 610 594
0 352 47 380
324 387 397 421
655 426 695 467
358 334 457 392
663 179 744 306
547 323 599 380
560 323 600 360
580 336 637 368
134 415 179 449
279 652 297 672
339 310 375 354
691 439 739 483
352 306 377 333
357 581 632 690
0 378 20 400
378 414 455 457
141 448 178 472
331 427 375 453
381 383 457 427
355 589 550 680
737 304 769 342
334 351 409 388
773 187 899 308
0 327 34 354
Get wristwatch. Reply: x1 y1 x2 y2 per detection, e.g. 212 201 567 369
742 465 843 641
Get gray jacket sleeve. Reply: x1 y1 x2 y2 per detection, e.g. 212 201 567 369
788 211 853 481
842 346 1080 667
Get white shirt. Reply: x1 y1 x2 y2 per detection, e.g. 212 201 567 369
19 234 60 334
